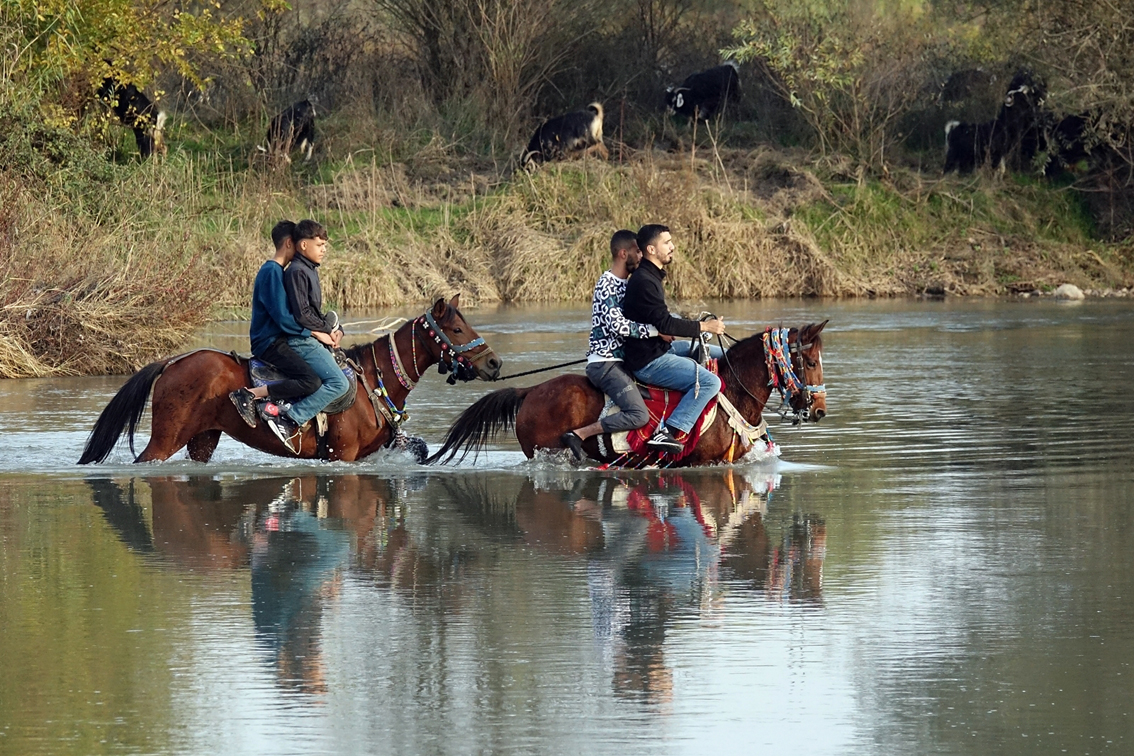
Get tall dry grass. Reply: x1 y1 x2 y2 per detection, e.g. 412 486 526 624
0 178 216 378
4 140 1131 378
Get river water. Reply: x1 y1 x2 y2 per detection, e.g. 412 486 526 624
1 298 1132 755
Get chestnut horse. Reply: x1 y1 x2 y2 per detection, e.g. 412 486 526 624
79 296 501 464
429 321 827 467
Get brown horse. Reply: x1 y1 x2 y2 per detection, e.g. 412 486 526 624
429 321 827 467
79 296 501 464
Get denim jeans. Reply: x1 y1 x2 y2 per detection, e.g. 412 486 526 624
632 350 721 434
257 336 323 402
284 336 350 426
586 360 649 433
669 340 724 361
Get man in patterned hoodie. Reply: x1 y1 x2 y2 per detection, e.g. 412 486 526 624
560 230 662 461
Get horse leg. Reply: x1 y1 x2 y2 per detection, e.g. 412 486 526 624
135 418 202 462
187 430 222 463
137 361 241 462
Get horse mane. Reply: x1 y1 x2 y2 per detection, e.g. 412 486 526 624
343 336 379 366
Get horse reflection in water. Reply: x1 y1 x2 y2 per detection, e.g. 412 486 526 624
86 475 411 695
442 470 826 706
87 470 824 707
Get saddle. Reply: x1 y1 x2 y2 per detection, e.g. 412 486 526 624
597 389 717 461
249 354 357 416
593 362 724 462
593 358 770 463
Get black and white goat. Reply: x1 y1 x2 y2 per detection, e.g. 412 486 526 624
261 99 317 163
98 79 167 159
521 103 607 168
665 61 741 121
944 70 1046 174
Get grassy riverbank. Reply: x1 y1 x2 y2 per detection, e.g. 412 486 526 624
3 122 1133 378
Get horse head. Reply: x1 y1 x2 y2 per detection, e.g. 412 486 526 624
425 295 502 382
790 320 828 422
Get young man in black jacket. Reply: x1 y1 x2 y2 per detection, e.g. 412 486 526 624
621 224 726 452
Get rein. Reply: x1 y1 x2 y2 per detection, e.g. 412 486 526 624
493 358 588 381
719 333 767 405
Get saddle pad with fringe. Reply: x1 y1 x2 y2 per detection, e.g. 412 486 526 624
249 357 357 415
599 390 718 461
596 359 721 461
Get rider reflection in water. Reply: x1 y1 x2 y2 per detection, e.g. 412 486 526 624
251 478 351 695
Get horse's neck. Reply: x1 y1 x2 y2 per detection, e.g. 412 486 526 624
392 319 438 380
359 333 411 409
721 342 772 422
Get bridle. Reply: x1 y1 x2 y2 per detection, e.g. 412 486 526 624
421 310 493 385
788 332 826 408
353 307 495 430
720 326 825 423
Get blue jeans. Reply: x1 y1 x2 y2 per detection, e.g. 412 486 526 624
284 337 350 426
669 340 724 361
632 348 721 435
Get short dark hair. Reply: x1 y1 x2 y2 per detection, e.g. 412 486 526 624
271 220 296 250
293 219 328 242
636 224 670 253
610 229 638 257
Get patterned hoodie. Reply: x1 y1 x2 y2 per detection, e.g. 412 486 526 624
587 271 657 363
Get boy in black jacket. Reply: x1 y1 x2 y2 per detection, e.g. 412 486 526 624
621 224 726 452
275 220 350 444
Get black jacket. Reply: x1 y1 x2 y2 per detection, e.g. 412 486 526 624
621 259 702 372
284 252 335 333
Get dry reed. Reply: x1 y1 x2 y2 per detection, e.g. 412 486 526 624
4 145 1132 377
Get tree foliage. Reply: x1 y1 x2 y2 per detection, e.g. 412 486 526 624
1 0 252 112
373 0 602 139
725 1 947 171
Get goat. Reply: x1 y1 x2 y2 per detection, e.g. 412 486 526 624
944 120 1000 174
98 79 167 159
262 99 317 163
944 69 1047 174
665 61 741 121
521 103 607 168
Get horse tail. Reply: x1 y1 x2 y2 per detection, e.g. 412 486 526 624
78 359 169 464
427 386 531 465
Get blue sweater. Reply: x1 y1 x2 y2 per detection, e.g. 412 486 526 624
250 260 311 355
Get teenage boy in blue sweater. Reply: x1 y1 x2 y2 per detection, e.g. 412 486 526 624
276 219 350 445
229 220 332 450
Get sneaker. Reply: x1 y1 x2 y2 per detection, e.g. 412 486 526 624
258 400 291 423
646 424 684 454
560 431 585 461
229 388 259 428
265 413 301 454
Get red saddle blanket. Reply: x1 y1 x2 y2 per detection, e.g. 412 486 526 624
621 359 721 462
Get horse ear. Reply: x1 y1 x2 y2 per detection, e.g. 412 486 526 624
809 319 829 336
448 293 461 310
431 297 447 319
